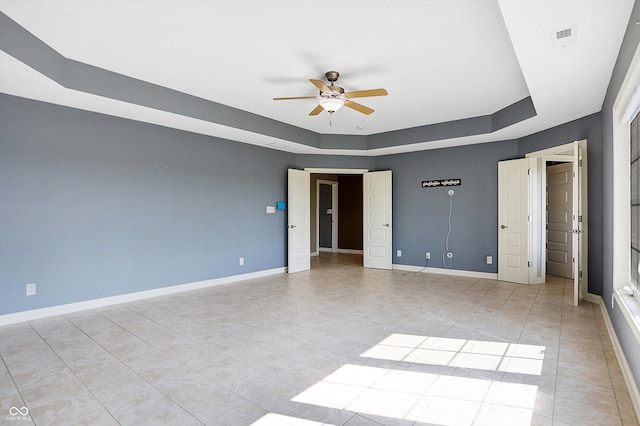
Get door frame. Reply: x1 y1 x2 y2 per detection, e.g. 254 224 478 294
307 169 368 264
305 168 393 268
316 179 338 253
526 140 588 302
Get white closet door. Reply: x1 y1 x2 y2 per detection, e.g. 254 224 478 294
498 158 531 284
288 169 310 273
363 170 392 270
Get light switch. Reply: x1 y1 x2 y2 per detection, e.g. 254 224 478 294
266 206 276 214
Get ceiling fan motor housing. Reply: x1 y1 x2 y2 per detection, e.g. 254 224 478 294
322 86 344 96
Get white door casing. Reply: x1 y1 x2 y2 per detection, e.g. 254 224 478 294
288 169 310 273
498 158 531 284
578 140 588 303
363 170 392 270
546 163 573 279
573 141 586 306
316 180 338 253
573 143 579 305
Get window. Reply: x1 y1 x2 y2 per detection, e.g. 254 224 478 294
632 113 640 290
613 42 640 344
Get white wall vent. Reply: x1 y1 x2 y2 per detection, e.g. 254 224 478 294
557 28 572 39
552 25 578 49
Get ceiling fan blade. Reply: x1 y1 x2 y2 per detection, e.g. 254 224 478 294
309 79 331 93
345 88 388 99
344 100 374 115
273 96 317 101
309 104 324 116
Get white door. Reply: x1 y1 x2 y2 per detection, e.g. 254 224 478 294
572 141 584 306
546 163 573 278
288 169 310 273
498 159 531 284
363 170 392 269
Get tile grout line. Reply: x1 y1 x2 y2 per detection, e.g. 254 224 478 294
26 319 120 426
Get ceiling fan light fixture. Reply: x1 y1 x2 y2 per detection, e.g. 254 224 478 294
319 98 344 113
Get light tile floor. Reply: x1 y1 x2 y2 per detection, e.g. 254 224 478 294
1 253 638 425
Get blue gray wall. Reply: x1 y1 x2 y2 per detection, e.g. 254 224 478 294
376 141 519 273
0 94 294 315
372 113 603 284
0 94 610 316
601 0 640 390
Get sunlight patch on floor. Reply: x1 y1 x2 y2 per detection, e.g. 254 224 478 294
361 333 545 375
291 364 538 425
250 413 336 425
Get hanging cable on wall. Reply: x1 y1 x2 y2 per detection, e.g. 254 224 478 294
443 190 454 268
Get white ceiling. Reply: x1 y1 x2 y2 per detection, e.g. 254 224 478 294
0 0 634 155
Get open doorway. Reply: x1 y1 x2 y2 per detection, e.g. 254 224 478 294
311 174 363 260
498 140 587 304
287 168 392 273
546 161 574 279
317 179 338 254
530 140 588 305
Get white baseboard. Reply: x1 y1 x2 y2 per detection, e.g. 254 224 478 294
593 294 640 422
0 267 286 327
336 249 363 254
314 249 363 255
392 264 498 280
584 292 601 304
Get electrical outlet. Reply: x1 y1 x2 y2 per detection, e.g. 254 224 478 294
239 257 244 266
425 252 431 259
396 250 402 257
26 283 36 296
486 255 493 265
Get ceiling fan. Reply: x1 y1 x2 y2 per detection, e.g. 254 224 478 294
273 71 388 117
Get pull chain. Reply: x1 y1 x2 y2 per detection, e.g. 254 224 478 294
329 111 333 127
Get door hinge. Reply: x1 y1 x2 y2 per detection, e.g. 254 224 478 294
528 215 531 222
528 261 531 267
578 215 583 222
572 257 575 263
527 169 531 175
579 270 583 279
579 159 583 167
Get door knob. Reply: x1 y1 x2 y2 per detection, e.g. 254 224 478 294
501 225 508 229
289 225 297 229
383 223 390 227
